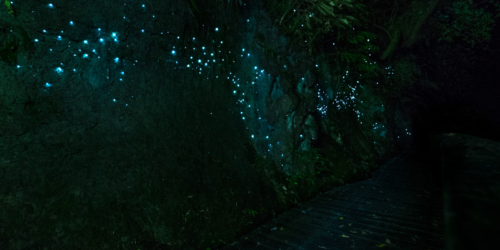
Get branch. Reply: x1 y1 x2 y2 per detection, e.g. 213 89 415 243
401 0 441 48
381 29 400 60
373 23 392 41
279 0 300 26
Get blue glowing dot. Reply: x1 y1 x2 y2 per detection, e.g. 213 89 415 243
34 39 39 42
142 29 144 32
266 136 269 139
251 135 254 138
202 47 205 50
83 40 88 44
17 65 20 68
254 66 257 69
43 30 46 33
83 54 88 58
45 83 51 87
113 99 116 102
70 21 74 25
55 67 63 73
114 57 119 63
48 3 54 8
233 90 237 94
57 36 62 40
111 32 117 38
172 50 176 55
187 64 190 68
215 27 219 31
142 4 145 7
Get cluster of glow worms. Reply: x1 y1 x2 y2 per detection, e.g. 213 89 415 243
16 2 411 157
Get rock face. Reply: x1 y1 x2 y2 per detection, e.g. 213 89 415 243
0 0 413 249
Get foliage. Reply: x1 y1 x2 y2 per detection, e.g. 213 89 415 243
294 147 334 176
4 0 14 16
433 0 498 47
334 30 380 77
242 209 258 225
264 0 367 56
376 54 421 100
281 148 330 196
252 144 351 208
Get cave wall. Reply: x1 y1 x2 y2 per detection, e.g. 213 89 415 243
0 0 413 249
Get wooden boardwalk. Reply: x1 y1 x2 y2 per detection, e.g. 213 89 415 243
441 133 500 250
220 151 444 249
220 133 500 250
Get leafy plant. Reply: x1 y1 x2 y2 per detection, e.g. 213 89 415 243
434 0 497 47
4 0 14 16
265 0 365 56
301 148 334 174
242 209 258 225
243 209 258 217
